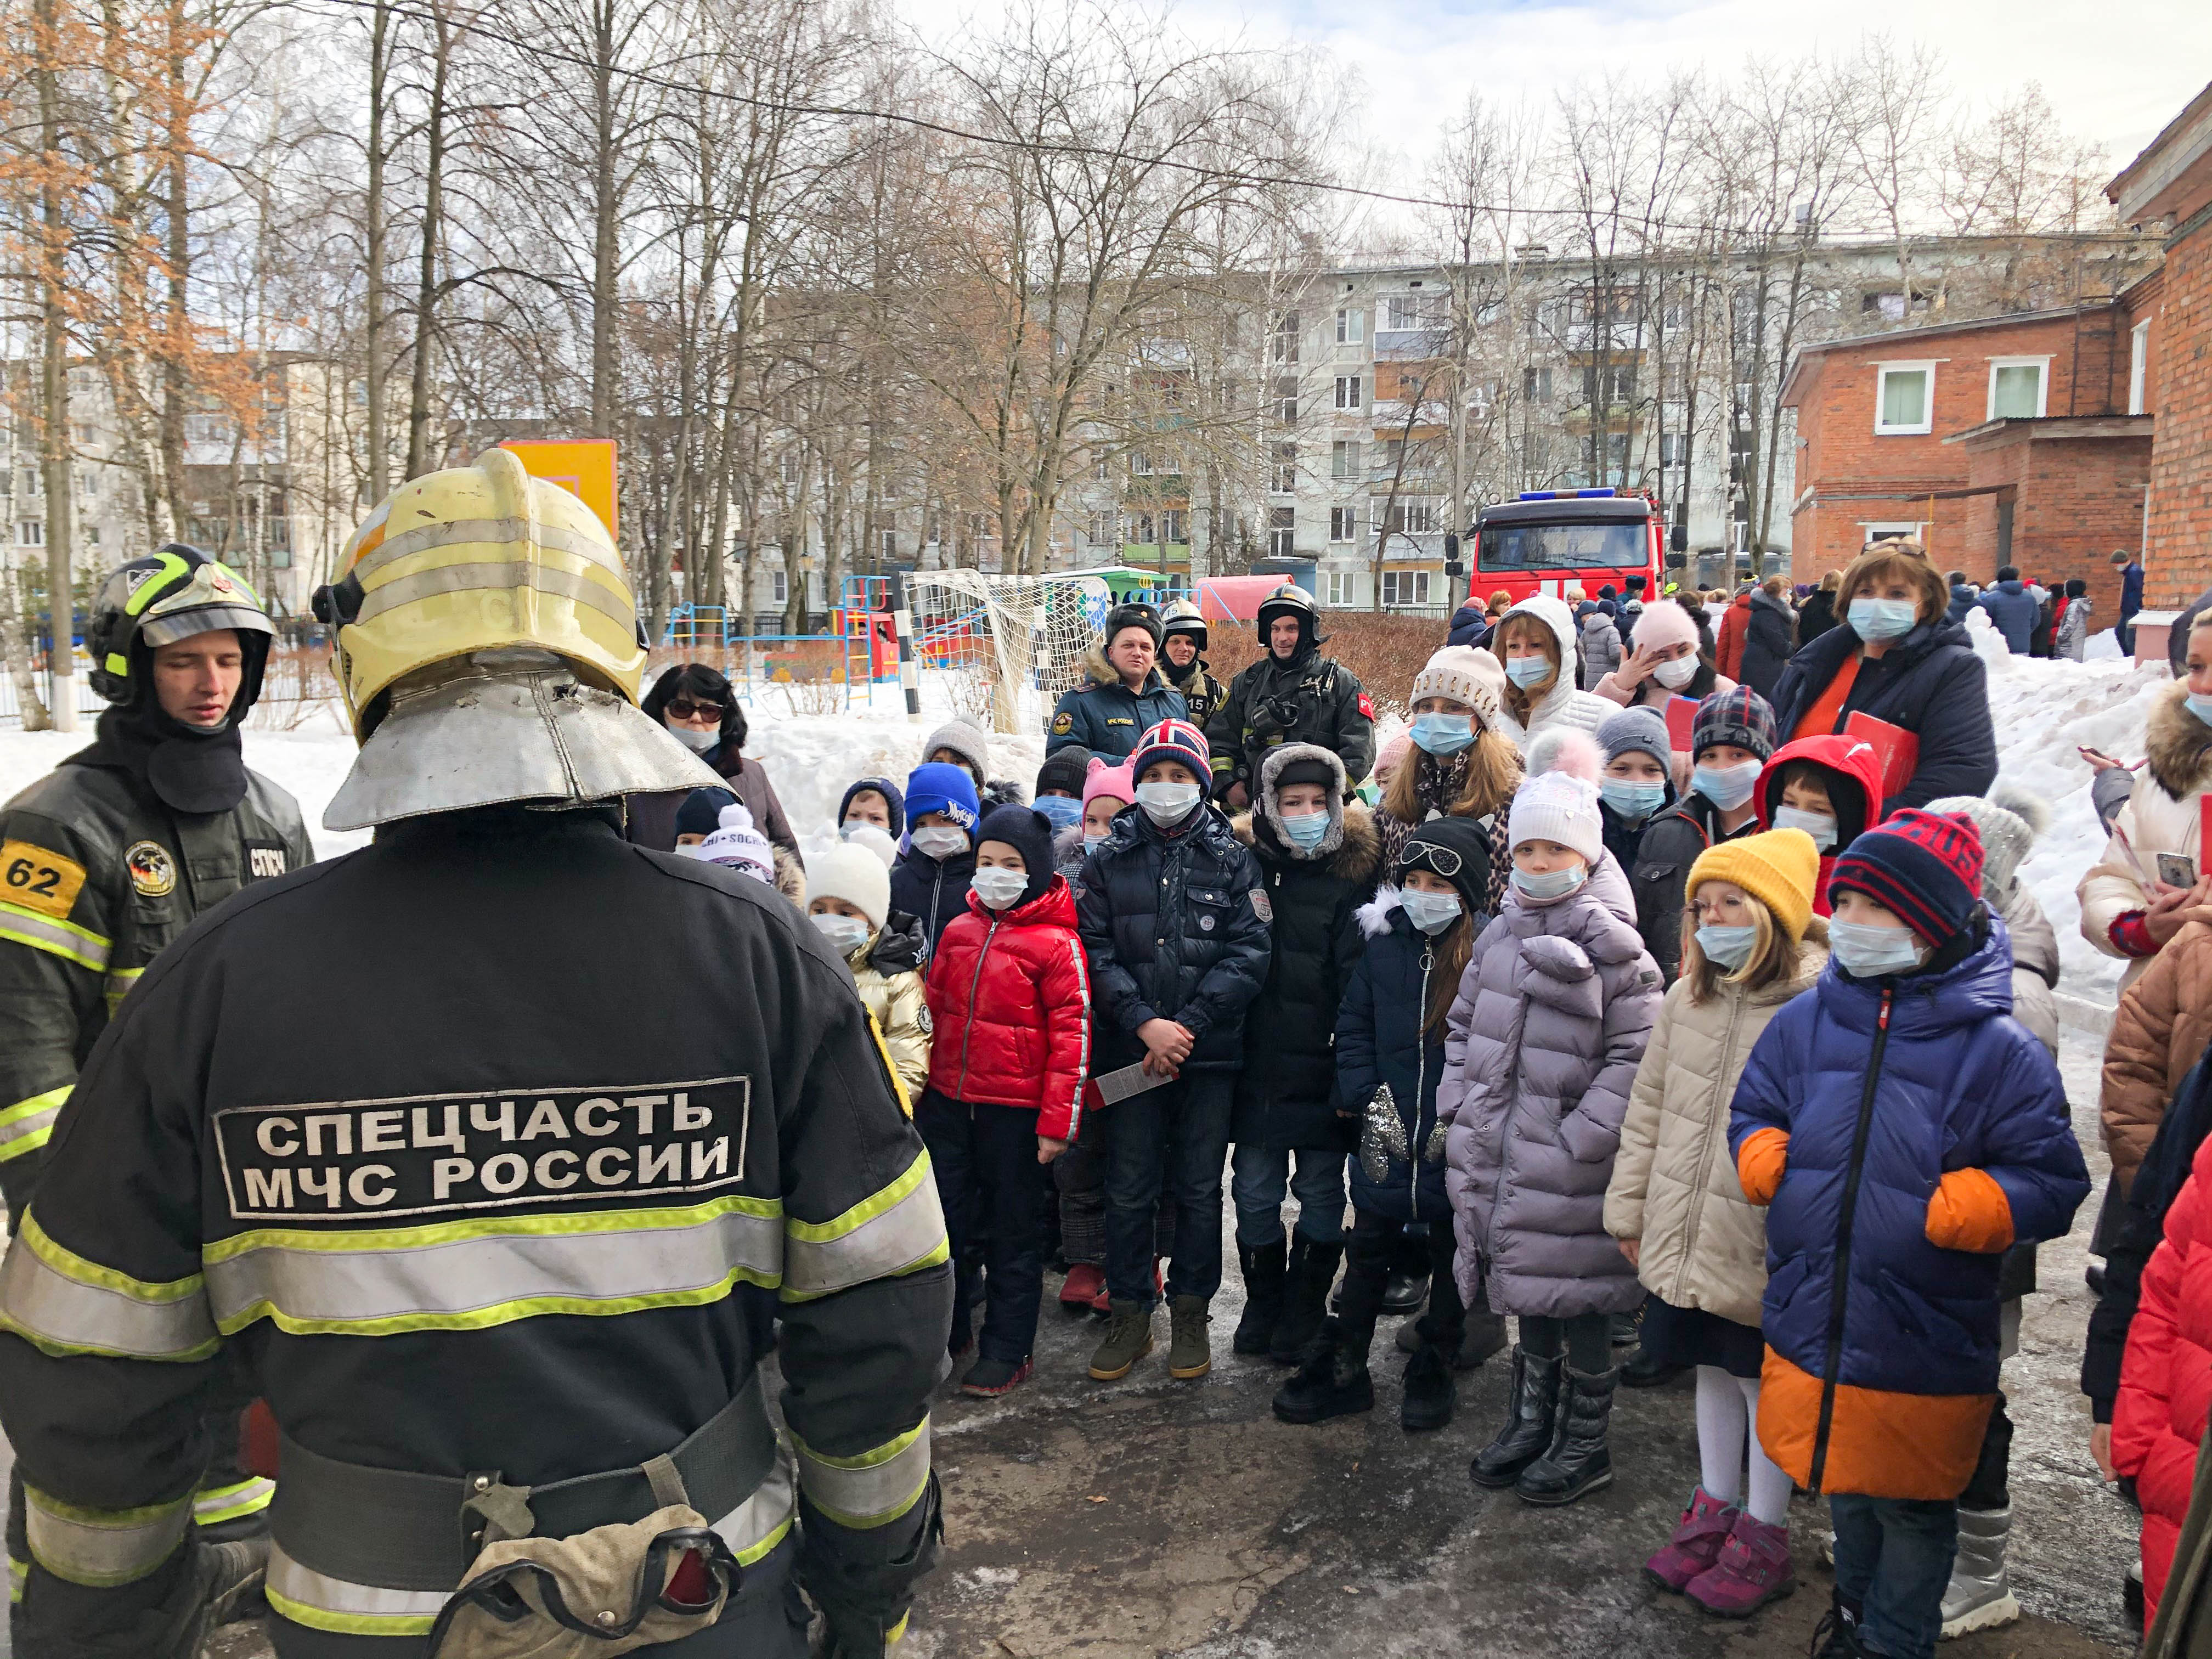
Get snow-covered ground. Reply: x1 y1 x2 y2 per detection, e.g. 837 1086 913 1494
0 645 2165 1008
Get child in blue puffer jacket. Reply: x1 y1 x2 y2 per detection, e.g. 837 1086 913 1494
1729 809 2089 1659
1272 816 1507 1432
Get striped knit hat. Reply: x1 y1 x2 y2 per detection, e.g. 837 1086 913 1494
1829 809 1985 947
1130 718 1211 782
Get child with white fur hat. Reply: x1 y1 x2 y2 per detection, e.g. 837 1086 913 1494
805 843 933 1103
1439 732 1664 1508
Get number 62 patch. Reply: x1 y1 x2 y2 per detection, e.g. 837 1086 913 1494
1 839 88 919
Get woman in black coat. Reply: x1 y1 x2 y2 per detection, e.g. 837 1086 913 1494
1795 573 1841 646
1227 745 1383 1361
1737 578 1797 701
1768 543 1996 811
628 663 802 860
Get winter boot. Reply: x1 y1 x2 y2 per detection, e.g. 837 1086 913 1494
1811 1588 1867 1657
1271 1238 1342 1364
1233 1236 1288 1356
1685 1511 1796 1617
1469 1347 1562 1488
1272 1318 1374 1423
1398 1303 1507 1370
1621 1344 1689 1388
960 1356 1033 1397
1059 1263 1106 1312
1399 1336 1457 1431
1381 1270 1428 1316
1167 1294 1212 1380
1088 1300 1154 1381
1514 1365 1618 1506
1938 1506 2020 1638
1643 1486 1738 1592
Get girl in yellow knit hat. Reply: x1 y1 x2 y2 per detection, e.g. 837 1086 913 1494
1603 828 1826 1617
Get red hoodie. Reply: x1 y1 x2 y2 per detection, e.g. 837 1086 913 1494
1754 734 1887 916
923 876 1092 1141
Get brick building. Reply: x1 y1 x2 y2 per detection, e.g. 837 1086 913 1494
1781 298 2157 630
2110 83 2212 636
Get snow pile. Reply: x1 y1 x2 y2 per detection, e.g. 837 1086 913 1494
0 654 2165 1009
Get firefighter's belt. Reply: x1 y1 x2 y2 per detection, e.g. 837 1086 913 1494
267 1372 778 1593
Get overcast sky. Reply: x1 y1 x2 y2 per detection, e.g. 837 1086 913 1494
906 0 2211 224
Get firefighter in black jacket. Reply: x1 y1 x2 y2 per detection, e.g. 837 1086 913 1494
1158 599 1226 732
0 546 311 1591
1204 585 1374 810
0 450 952 1658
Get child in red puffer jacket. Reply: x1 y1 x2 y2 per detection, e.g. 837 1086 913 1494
919 802 1092 1398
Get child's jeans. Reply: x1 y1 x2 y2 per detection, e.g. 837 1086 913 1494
1229 1144 1347 1248
1829 1494 1959 1659
1098 1072 1235 1308
1054 1131 1176 1266
916 1089 1043 1363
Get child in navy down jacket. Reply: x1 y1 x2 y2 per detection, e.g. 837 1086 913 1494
1274 815 1505 1433
919 803 1091 1397
1729 809 2089 1659
1075 718 1270 1386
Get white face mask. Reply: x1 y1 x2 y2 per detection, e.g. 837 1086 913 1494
1401 889 1464 934
970 866 1030 910
910 825 969 860
1772 804 1838 850
665 721 719 753
1136 780 1203 826
810 912 872 956
1652 655 1700 689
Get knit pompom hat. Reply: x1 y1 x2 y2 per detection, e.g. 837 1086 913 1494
1081 755 1137 810
684 802 776 887
1598 706 1672 771
1508 770 1604 864
808 842 892 930
1689 828 1819 946
1130 718 1211 783
1926 789 2043 900
842 823 899 869
1630 599 1702 655
1830 808 1985 947
921 720 991 783
1409 646 1506 728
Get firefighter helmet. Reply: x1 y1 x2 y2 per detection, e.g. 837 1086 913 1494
1256 583 1322 648
86 544 275 712
316 448 718 831
1160 597 1206 651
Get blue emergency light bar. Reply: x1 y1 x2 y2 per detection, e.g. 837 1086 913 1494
1516 489 1621 500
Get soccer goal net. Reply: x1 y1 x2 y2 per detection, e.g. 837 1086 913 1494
901 569 1120 736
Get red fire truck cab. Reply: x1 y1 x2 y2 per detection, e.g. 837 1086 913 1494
1467 490 1663 610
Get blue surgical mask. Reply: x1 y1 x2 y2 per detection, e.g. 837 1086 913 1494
1410 713 1475 755
1696 923 1759 970
1511 861 1587 901
1694 760 1762 811
2187 691 2212 730
1771 804 1837 850
1136 780 1202 826
1280 809 1330 851
1828 918 1928 978
1083 832 1110 853
1848 597 1918 641
1034 793 1082 832
1401 890 1464 934
1600 778 1666 821
1505 656 1553 690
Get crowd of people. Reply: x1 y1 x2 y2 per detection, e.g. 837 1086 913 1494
608 532 2212 1659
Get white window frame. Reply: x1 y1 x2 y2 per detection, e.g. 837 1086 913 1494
1324 568 1352 606
1873 360 1939 436
1329 506 1356 543
2130 321 2151 416
769 568 788 605
1985 355 2051 421
1335 307 1363 346
16 520 43 546
1334 375 1362 412
1859 521 1927 546
1381 570 1432 608
1267 506 1295 559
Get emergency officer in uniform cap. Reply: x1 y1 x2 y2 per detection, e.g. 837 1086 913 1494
0 543 310 1600
1204 584 1374 810
0 448 952 1658
1157 599 1226 733
1046 601 1186 758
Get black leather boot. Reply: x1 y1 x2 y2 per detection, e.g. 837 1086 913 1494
1272 1318 1374 1423
1514 1365 1619 1506
1271 1238 1342 1364
1469 1347 1561 1487
1400 1338 1457 1431
1621 1343 1688 1388
1233 1235 1288 1356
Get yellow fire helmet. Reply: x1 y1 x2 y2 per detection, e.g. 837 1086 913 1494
316 446 647 734
314 448 719 831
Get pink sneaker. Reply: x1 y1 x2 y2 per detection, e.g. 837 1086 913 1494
1685 1511 1796 1617
1644 1487 1739 1593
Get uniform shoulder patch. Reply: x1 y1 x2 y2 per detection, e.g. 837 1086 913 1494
1051 712 1074 735
1 839 88 919
1357 692 1375 720
125 840 177 898
1249 888 1273 922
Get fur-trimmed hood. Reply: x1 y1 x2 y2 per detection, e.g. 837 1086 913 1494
1234 799 1383 884
2147 680 2212 801
1076 644 1175 698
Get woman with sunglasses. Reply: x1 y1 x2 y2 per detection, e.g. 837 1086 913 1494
628 662 801 861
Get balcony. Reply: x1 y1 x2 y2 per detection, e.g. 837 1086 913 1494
1373 328 1448 362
